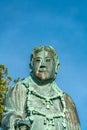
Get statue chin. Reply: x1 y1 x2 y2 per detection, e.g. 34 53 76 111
30 72 55 85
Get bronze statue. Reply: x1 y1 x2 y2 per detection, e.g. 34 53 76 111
1 46 81 130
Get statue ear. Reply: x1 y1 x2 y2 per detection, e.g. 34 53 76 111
55 59 60 74
29 59 33 72
29 53 35 72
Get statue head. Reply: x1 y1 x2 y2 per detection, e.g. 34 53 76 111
30 46 60 82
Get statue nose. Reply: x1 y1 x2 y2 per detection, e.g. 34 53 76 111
40 60 46 69
40 65 46 68
40 60 46 67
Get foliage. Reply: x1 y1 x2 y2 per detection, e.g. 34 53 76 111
0 64 12 126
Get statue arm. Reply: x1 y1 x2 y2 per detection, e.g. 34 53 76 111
1 83 27 130
64 93 81 130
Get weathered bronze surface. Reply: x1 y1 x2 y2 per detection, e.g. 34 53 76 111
1 46 81 130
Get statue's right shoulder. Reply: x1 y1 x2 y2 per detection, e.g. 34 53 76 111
5 76 32 100
7 77 30 97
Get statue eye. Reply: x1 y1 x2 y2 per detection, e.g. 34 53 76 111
46 58 51 62
35 58 41 62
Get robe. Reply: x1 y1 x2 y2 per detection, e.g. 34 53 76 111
1 76 81 130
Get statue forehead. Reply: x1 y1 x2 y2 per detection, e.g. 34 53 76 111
34 50 53 58
32 46 56 58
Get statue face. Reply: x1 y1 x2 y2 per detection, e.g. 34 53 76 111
32 50 55 81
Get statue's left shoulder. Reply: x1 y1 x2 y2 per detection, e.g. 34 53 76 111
63 92 76 110
63 92 81 130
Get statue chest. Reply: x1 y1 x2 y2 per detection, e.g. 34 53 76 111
25 84 68 130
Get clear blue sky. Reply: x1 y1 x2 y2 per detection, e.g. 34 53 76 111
0 0 87 129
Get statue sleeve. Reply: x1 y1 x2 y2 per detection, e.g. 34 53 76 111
64 93 81 130
1 82 27 130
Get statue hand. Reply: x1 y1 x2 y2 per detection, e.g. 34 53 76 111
14 119 31 128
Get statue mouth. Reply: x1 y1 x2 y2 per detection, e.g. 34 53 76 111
39 68 47 72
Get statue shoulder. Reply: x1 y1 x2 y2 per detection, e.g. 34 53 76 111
7 77 30 97
63 92 81 126
63 92 75 108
